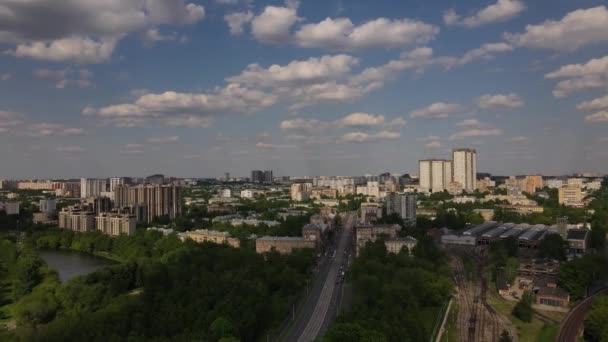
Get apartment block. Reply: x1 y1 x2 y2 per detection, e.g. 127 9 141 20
96 213 136 236
355 224 402 256
114 184 182 223
558 185 584 207
182 229 240 248
255 236 316 254
385 237 417 255
452 148 477 192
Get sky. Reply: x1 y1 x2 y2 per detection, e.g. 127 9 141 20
1 0 608 178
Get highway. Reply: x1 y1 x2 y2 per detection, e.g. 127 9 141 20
556 288 608 342
286 211 355 342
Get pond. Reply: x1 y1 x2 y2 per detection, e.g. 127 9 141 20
38 249 116 282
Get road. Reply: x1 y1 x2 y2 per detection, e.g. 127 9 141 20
556 288 608 342
286 211 355 342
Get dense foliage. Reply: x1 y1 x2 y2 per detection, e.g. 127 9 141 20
537 234 567 261
558 254 608 301
323 238 453 342
2 230 316 342
584 295 608 342
511 292 533 323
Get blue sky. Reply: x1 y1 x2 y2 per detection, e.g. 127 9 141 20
1 0 607 178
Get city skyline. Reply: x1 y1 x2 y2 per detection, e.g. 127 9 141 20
1 0 608 178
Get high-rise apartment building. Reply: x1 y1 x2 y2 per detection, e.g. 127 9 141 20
386 192 417 227
558 185 584 207
251 170 273 184
114 184 182 223
145 174 165 185
291 183 313 201
80 178 107 198
109 177 131 192
263 170 273 184
39 199 57 214
452 148 477 192
525 175 543 193
419 159 452 192
59 206 95 232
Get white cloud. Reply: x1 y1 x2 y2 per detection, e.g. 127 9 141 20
8 37 118 64
227 54 358 86
1 73 12 81
251 5 300 43
449 128 503 140
504 6 608 51
584 110 608 123
452 43 513 66
444 0 525 28
1 0 204 63
147 136 179 143
545 56 608 97
409 102 465 119
225 11 254 35
385 117 407 129
456 119 482 127
336 112 385 127
255 142 295 150
577 95 608 110
340 130 400 143
294 17 439 50
143 28 179 44
476 93 524 109
29 123 86 137
32 68 93 89
94 84 276 127
280 118 331 134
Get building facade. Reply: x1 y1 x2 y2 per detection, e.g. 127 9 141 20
452 148 477 192
96 213 136 236
182 229 240 248
114 184 182 223
385 237 417 255
39 199 57 214
355 224 402 256
0 202 20 215
385 192 417 226
419 159 452 193
255 236 316 254
558 185 584 207
80 178 107 198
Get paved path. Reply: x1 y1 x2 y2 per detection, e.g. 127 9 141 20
292 212 355 342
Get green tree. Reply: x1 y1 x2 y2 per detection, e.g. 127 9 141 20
12 252 43 300
323 322 387 342
585 296 608 342
538 234 567 261
512 292 533 323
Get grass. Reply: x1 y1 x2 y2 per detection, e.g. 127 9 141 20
488 293 560 342
440 301 459 342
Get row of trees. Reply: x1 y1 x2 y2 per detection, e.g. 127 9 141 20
323 238 453 341
585 295 608 341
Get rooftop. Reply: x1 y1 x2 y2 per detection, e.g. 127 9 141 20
537 286 569 299
567 229 589 240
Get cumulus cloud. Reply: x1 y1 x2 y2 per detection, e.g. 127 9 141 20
584 110 608 123
255 142 295 150
92 84 276 127
336 112 385 127
294 17 439 50
340 130 400 143
29 123 86 137
577 95 608 110
32 68 93 89
444 0 525 28
251 4 300 43
225 11 254 35
504 6 608 51
409 102 465 119
1 0 205 63
147 136 179 143
0 111 25 128
545 56 608 97
1 73 13 81
476 93 524 109
280 118 331 134
425 140 441 148
385 117 407 129
456 119 482 127
449 128 503 140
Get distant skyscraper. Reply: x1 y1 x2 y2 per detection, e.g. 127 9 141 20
386 192 417 227
80 178 107 199
145 174 165 185
263 170 273 184
419 159 452 192
452 148 477 192
251 170 264 183
109 177 131 192
224 172 230 181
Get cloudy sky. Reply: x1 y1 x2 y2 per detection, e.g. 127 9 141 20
1 0 608 178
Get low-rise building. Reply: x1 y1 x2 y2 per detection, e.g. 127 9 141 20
441 234 477 246
360 202 383 223
182 229 240 248
255 236 316 254
33 212 54 224
384 237 417 255
302 223 328 248
0 202 20 215
207 205 237 214
355 224 401 256
535 286 569 309
311 188 338 200
39 199 57 214
566 229 590 255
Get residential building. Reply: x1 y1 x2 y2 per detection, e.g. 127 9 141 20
447 181 464 195
558 185 584 207
59 206 95 232
17 180 58 190
473 209 495 221
385 237 417 255
477 177 496 192
80 178 107 198
255 236 316 254
145 174 165 185
536 285 569 309
311 188 338 199
250 170 272 184
566 229 590 255
360 202 383 223
109 177 130 192
544 179 564 189
355 224 402 256
585 180 602 191
0 202 20 215
0 180 18 190
291 183 312 201
114 184 182 223
221 188 232 198
302 223 328 248
240 189 262 199
385 192 416 226
96 212 136 236
567 178 584 187
39 199 57 214
264 170 273 184
207 205 236 214
419 159 452 193
33 212 54 224
356 181 381 198
452 148 477 192
182 229 240 248
525 175 543 193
